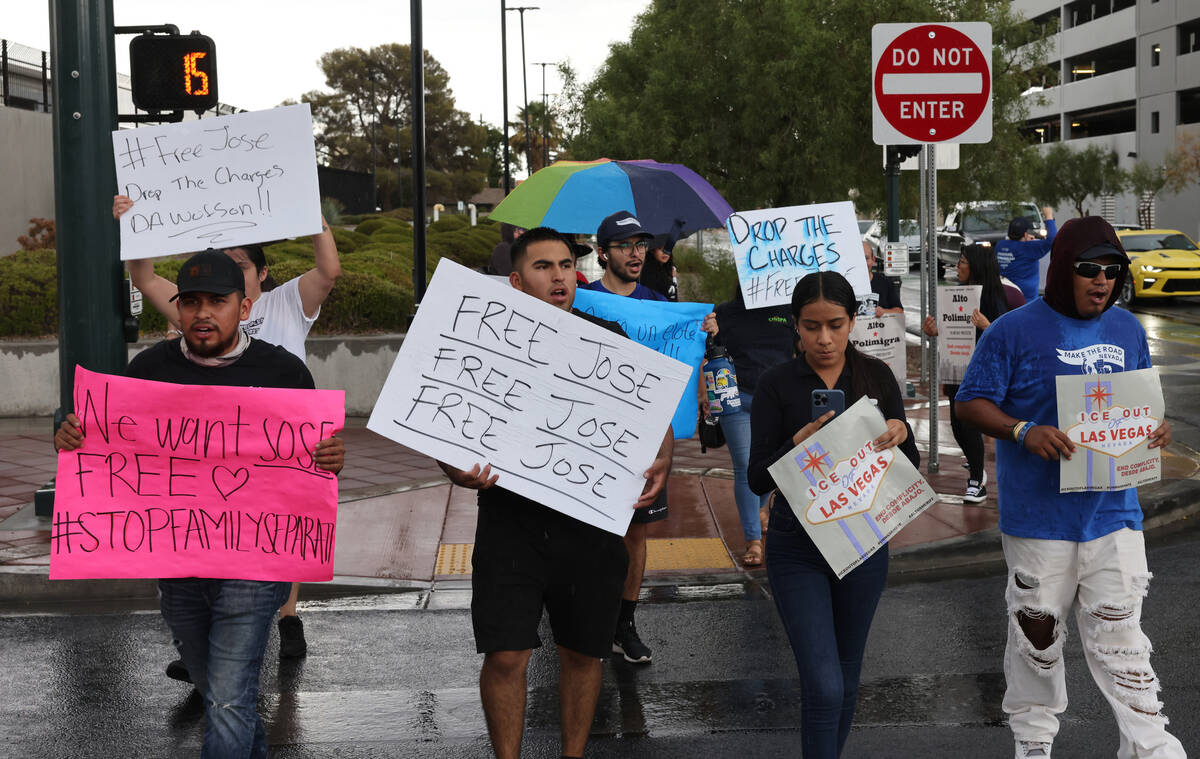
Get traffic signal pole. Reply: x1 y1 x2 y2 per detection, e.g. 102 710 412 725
49 0 127 417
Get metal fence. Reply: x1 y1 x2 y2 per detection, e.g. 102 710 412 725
1 39 52 112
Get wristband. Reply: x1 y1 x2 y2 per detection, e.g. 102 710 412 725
1009 421 1027 443
1017 423 1033 446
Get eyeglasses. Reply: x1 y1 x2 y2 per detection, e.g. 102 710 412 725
609 240 648 254
1072 261 1124 279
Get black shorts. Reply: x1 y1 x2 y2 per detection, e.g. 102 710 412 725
471 494 629 658
631 489 668 525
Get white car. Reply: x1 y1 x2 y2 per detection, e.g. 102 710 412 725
864 219 922 269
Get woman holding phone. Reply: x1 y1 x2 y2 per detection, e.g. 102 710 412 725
748 271 919 758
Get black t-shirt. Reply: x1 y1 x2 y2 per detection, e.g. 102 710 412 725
713 300 794 395
477 308 628 516
747 354 920 508
126 338 315 390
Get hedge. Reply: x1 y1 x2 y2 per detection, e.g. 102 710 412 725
0 249 57 336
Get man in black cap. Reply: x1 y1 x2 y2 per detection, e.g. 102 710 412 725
956 217 1183 759
54 249 345 758
995 206 1056 303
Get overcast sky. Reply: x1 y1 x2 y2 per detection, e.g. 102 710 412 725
12 1 648 126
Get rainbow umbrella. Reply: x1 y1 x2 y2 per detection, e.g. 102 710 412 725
489 158 734 236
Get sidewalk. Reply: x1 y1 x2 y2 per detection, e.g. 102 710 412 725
6 389 1197 604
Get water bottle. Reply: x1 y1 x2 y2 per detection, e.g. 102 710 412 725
701 339 742 417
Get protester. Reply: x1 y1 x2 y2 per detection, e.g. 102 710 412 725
54 249 345 758
114 194 341 667
748 271 918 758
921 244 1012 502
995 206 1057 302
956 217 1184 759
487 223 525 276
709 285 795 566
584 210 714 664
640 224 682 301
859 240 904 317
437 226 672 759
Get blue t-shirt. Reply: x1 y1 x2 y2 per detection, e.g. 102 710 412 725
955 298 1151 542
995 218 1057 301
584 279 668 302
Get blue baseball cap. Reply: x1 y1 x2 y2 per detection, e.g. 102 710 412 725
596 210 653 248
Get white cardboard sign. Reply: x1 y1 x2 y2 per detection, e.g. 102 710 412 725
851 313 906 388
113 104 322 260
1056 368 1164 493
768 397 936 578
936 285 980 383
725 201 871 309
367 260 692 536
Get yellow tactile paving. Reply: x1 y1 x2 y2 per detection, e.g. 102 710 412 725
435 538 734 576
435 543 474 575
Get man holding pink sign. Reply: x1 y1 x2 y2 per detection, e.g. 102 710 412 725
53 250 345 759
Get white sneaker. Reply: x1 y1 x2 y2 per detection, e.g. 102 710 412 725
963 479 987 503
1016 740 1052 758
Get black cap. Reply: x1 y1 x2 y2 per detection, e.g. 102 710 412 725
1008 216 1032 240
1076 242 1130 264
170 249 244 301
596 210 653 247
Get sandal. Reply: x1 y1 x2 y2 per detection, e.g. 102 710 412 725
741 540 764 567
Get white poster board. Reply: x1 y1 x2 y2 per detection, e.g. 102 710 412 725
851 313 906 388
726 201 870 309
367 260 692 536
113 103 322 260
768 397 936 578
936 285 981 383
1056 368 1164 493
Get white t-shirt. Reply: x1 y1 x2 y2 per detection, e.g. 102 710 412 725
240 276 318 363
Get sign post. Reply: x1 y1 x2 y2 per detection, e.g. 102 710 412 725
872 21 992 476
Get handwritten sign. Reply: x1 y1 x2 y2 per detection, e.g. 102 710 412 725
726 201 870 309
768 397 935 578
113 103 322 260
50 367 345 581
573 288 711 439
851 313 906 388
367 260 692 536
936 285 980 383
1056 368 1164 493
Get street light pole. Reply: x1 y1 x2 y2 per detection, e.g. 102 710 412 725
500 0 510 194
533 61 552 169
507 6 538 176
369 70 377 211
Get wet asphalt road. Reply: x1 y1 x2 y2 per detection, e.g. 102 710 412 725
3 520 1198 758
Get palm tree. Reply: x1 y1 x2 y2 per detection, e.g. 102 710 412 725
509 101 561 174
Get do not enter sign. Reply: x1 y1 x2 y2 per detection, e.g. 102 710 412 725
871 22 992 145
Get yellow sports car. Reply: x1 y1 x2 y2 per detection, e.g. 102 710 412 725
1116 229 1200 303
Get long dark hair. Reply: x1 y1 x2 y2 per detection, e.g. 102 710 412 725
791 271 885 404
961 244 1007 321
225 244 278 291
639 248 675 299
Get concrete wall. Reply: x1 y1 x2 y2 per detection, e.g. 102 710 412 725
0 334 405 418
0 106 55 255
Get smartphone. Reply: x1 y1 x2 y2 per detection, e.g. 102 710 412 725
811 389 846 422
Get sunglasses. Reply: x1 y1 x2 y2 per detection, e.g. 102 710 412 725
1072 261 1124 279
609 240 648 254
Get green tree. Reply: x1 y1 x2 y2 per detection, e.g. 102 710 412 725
1030 144 1126 216
510 101 562 174
291 44 488 208
569 0 1052 217
1128 161 1167 229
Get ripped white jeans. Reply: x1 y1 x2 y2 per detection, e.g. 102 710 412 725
1001 529 1185 758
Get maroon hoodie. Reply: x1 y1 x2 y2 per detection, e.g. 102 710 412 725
1042 216 1129 319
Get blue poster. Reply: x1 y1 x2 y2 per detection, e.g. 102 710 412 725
573 288 711 439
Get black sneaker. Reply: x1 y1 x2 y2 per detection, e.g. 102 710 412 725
278 615 307 659
165 659 193 684
963 479 987 503
612 619 652 664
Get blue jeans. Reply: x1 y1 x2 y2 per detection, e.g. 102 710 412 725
765 504 889 758
718 392 769 541
160 579 291 759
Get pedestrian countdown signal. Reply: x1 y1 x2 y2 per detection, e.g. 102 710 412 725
129 33 218 112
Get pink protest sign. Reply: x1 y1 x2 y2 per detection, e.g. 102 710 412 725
50 367 345 581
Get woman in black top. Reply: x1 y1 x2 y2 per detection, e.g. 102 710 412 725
748 271 918 758
640 235 679 301
921 243 1010 503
